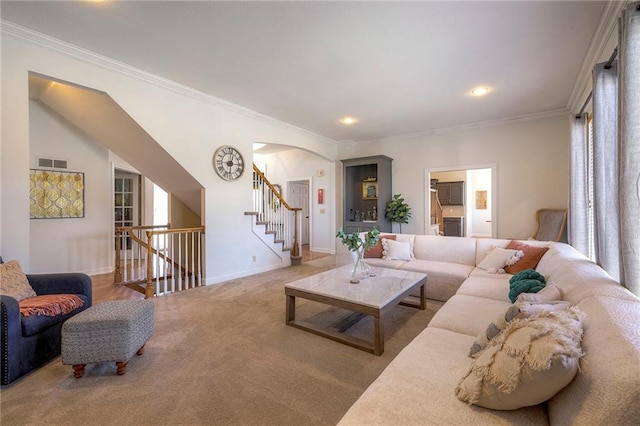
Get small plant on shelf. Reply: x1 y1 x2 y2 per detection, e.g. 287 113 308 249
385 193 412 233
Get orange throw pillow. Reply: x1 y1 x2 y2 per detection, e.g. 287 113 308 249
364 235 397 258
503 241 549 274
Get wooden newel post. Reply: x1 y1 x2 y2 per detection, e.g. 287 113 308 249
145 231 154 299
290 209 302 266
114 228 122 284
292 210 300 257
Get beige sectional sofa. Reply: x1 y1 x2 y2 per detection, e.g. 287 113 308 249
336 234 640 425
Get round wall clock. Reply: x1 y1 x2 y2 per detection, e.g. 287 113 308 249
213 145 245 181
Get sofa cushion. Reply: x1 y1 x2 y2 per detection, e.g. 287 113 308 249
382 239 414 261
363 258 409 270
398 260 473 302
503 241 549 274
456 307 585 410
548 295 640 425
428 294 512 337
531 243 638 305
338 327 549 425
457 275 511 301
364 234 396 258
21 294 89 337
413 235 476 266
0 260 36 301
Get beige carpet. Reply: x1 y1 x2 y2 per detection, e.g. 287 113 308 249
1 257 441 425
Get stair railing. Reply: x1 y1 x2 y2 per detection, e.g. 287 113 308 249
114 224 205 298
144 226 205 298
115 224 169 285
252 165 302 261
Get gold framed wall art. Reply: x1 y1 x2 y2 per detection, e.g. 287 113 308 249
29 169 85 219
475 190 487 210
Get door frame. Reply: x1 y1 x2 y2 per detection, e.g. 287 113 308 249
424 163 497 238
285 177 312 249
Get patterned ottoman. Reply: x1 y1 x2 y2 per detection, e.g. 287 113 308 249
62 300 154 378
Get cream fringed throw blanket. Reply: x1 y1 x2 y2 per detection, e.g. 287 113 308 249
19 294 85 317
456 307 585 410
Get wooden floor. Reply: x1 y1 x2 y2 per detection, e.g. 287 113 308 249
92 245 331 303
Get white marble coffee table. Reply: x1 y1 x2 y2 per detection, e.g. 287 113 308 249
285 265 427 355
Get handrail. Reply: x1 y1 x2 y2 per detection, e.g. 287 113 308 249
252 165 301 212
146 226 205 236
251 165 301 260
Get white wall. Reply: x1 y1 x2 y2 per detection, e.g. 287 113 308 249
29 101 112 274
1 29 338 280
1 24 570 279
345 115 570 239
254 148 336 253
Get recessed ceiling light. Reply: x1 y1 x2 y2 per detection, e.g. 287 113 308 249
340 116 358 125
470 86 491 97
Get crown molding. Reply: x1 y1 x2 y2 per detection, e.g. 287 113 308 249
1 20 339 147
567 1 627 113
355 107 569 144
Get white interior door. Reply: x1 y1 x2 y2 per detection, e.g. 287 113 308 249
289 181 309 245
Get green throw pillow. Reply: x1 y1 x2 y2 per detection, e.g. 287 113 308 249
508 269 546 302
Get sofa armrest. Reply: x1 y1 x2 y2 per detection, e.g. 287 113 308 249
1 295 23 385
27 273 93 307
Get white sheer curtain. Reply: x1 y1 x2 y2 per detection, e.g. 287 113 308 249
618 2 640 295
592 61 620 282
568 116 589 256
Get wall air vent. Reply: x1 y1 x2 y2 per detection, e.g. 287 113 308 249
37 157 68 169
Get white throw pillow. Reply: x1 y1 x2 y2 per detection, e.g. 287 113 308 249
381 239 414 261
457 307 585 410
477 247 519 271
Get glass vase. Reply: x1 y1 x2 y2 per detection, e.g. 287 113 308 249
350 248 371 283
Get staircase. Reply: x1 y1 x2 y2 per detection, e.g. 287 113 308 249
245 165 302 266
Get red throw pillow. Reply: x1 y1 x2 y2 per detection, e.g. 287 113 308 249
364 235 397 258
503 241 550 274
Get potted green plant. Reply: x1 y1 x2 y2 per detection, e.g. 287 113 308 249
385 193 412 233
336 228 380 283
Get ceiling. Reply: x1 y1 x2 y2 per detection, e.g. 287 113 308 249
2 1 607 142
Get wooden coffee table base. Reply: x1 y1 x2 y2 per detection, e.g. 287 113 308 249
285 280 426 356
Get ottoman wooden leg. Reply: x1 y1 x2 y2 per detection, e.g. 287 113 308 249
116 361 128 375
72 364 86 378
136 344 145 356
